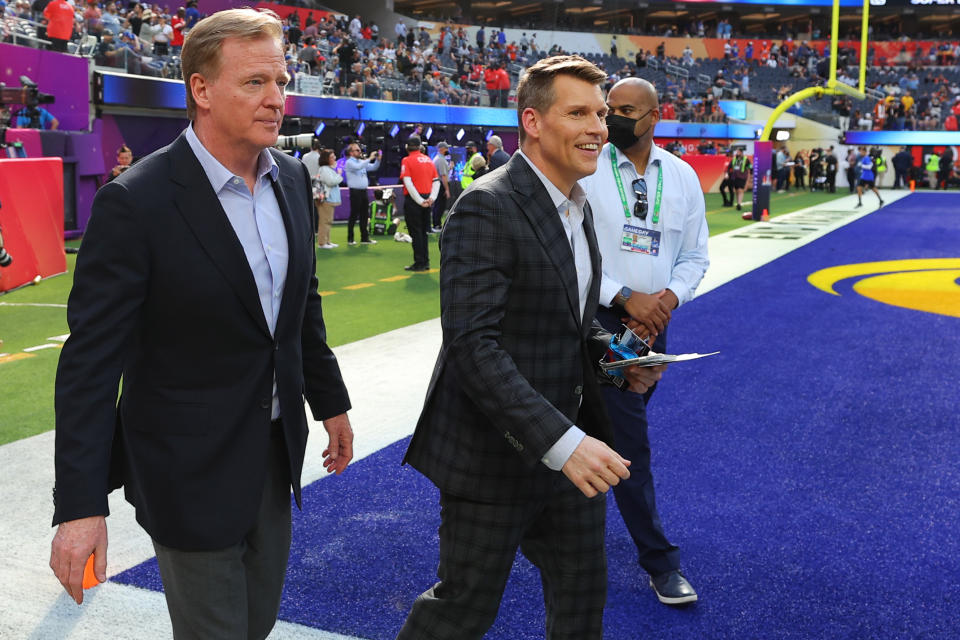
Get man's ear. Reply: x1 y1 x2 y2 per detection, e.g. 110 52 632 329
520 107 540 143
190 73 210 114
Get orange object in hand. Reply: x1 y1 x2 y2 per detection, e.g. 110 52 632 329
82 554 100 589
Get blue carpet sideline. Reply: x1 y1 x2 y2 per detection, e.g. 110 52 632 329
115 194 960 639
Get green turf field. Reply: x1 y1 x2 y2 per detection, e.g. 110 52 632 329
0 188 846 445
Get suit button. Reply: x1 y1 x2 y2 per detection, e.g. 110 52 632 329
274 342 280 351
260 398 270 409
574 385 583 396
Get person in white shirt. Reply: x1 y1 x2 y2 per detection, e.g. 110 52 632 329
580 76 709 607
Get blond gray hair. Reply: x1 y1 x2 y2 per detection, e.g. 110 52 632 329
181 8 284 120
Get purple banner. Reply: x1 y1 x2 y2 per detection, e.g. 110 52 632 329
752 141 773 221
1 43 90 132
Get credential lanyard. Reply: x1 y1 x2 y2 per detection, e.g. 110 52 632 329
610 145 662 224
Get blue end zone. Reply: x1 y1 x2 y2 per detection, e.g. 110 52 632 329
115 194 960 638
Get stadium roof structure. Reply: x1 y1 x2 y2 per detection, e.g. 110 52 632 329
395 0 960 37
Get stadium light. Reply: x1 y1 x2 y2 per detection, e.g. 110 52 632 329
485 129 494 141
456 128 465 141
390 124 400 138
314 122 325 136
425 126 433 140
775 130 790 141
356 122 365 136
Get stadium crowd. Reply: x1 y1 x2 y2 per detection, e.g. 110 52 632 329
4 0 960 129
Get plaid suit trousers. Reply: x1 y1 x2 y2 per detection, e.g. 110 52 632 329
396 482 607 640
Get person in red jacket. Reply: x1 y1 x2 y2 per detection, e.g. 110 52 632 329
484 64 498 107
495 63 511 107
43 0 76 52
170 7 186 54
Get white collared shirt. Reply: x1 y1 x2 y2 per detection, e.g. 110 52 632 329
516 149 592 471
580 142 709 308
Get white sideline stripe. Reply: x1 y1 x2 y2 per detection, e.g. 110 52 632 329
23 344 60 352
48 334 70 342
0 192 905 639
0 302 69 308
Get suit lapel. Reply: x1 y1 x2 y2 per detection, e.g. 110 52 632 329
168 134 271 338
506 155 581 326
269 153 303 334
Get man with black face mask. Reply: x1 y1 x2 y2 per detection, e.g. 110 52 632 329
580 77 709 607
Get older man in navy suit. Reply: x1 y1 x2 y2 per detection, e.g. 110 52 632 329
49 9 353 639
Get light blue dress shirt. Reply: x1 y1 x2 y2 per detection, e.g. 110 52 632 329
185 124 289 419
344 155 381 189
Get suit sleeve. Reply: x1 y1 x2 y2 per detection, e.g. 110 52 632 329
439 187 573 465
298 162 351 421
53 181 149 525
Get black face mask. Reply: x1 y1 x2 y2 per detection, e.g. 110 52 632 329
605 111 655 152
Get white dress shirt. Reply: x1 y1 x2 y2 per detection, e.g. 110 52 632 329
516 150 591 471
580 142 709 308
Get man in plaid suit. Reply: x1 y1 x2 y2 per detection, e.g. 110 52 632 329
398 56 666 640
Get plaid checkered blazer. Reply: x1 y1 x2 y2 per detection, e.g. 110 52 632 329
404 153 613 503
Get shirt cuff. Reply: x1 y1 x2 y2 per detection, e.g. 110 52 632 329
541 426 586 471
600 275 623 309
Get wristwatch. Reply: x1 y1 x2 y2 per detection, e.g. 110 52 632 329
612 286 632 307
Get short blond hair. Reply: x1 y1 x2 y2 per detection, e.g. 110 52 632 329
181 8 284 120
515 55 606 143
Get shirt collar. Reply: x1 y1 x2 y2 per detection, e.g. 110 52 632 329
185 123 279 193
609 142 663 174
517 149 586 212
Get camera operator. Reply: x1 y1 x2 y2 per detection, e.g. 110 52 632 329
106 145 134 183
13 104 58 130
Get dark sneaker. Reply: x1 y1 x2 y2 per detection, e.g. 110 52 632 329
649 570 698 606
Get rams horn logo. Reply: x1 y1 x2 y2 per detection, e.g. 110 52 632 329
808 259 960 318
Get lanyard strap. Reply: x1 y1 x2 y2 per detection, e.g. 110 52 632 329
610 145 663 224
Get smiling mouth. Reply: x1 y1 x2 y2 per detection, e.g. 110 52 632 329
575 143 600 152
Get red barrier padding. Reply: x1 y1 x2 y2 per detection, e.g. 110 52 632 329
0 158 66 292
680 155 731 193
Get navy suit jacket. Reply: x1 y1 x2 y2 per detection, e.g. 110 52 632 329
53 132 350 550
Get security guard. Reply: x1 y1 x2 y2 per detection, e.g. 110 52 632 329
581 77 709 607
925 152 939 189
459 140 483 189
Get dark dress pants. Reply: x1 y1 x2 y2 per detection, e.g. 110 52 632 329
431 188 447 229
893 169 907 189
348 188 371 243
153 422 292 640
596 306 680 577
397 481 607 640
719 178 733 205
405 197 431 267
